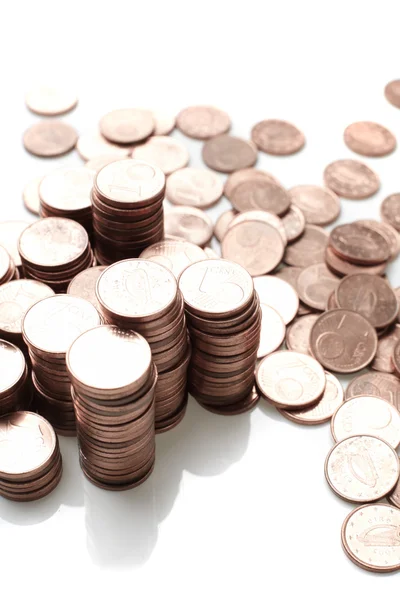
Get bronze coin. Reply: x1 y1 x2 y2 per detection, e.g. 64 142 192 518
151 110 176 135
23 177 42 215
229 178 291 216
275 265 301 289
310 309 378 373
202 134 257 173
285 314 319 355
39 167 95 214
176 105 231 139
253 275 298 324
389 479 400 509
85 155 121 172
224 168 279 200
0 221 30 268
381 194 400 233
77 131 130 161
323 159 380 199
392 339 400 377
203 246 219 259
344 121 396 157
257 304 285 358
385 80 400 109
25 84 77 116
346 372 400 410
214 209 237 241
281 205 306 242
251 119 305 155
132 136 189 175
284 225 328 267
166 167 223 209
288 185 340 226
324 246 387 277
164 207 213 247
329 223 390 265
358 219 400 261
140 239 207 278
23 120 78 158
297 263 339 311
0 279 54 339
99 108 154 144
67 266 106 311
228 210 286 243
372 324 400 373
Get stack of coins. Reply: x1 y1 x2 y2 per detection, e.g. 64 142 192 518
0 411 62 502
0 245 18 284
179 259 261 414
96 260 189 431
22 295 101 435
91 159 165 265
66 325 156 490
0 340 30 415
18 217 94 292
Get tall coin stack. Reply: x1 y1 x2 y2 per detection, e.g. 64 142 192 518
92 159 165 265
22 295 101 435
18 217 95 292
96 259 189 432
179 259 261 414
0 340 30 415
67 325 157 490
0 245 18 284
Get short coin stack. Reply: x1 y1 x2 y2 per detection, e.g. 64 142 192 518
0 411 62 502
67 325 157 490
179 259 261 414
0 340 30 415
96 260 189 432
22 295 101 435
92 159 165 265
18 217 95 292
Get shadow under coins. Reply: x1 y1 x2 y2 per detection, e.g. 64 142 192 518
84 395 252 568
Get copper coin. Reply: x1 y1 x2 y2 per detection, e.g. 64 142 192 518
381 194 400 233
0 340 26 396
284 225 328 267
151 110 176 135
166 167 223 209
385 80 400 109
203 246 219 259
39 167 95 213
224 168 279 200
358 219 400 261
253 275 298 324
214 209 237 241
257 304 285 358
279 371 343 425
323 159 380 199
275 265 301 289
392 339 400 377
325 435 399 503
325 246 387 278
95 159 165 206
221 220 284 276
289 185 340 226
164 206 213 247
139 239 207 278
176 105 231 139
202 134 257 173
332 395 400 449
132 136 189 175
0 279 54 338
230 178 291 216
228 210 286 243
251 119 305 155
281 205 306 242
99 108 154 144
285 314 319 355
297 263 339 311
23 177 42 215
23 120 78 158
85 155 121 172
67 266 106 311
25 84 77 116
327 291 338 310
344 121 396 157
76 131 130 161
389 479 400 509
0 246 15 284
372 325 400 373
329 223 390 265
310 309 377 373
256 350 325 408
346 372 400 410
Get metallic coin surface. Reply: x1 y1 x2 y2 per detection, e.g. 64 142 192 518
164 207 213 247
23 177 42 215
281 205 306 242
358 219 400 261
224 168 279 200
310 309 378 373
329 223 390 265
381 194 400 233
99 108 154 144
176 105 231 139
151 110 176 135
25 85 77 116
0 221 30 268
77 131 130 161
23 120 78 157
39 167 95 212
285 314 319 355
325 435 399 502
257 304 286 358
372 325 400 373
166 167 223 209
67 266 106 311
253 275 298 324
230 178 290 216
323 159 380 199
85 155 120 172
385 80 400 109
203 246 219 259
256 350 326 408
389 479 400 509
289 185 340 226
214 209 237 242
228 210 286 243
132 136 189 175
344 121 396 157
284 225 328 267
392 339 400 377
202 134 258 173
325 246 387 277
0 340 26 395
251 119 305 155
332 395 400 449
297 263 339 310
139 239 207 278
0 279 54 336
95 159 165 206
346 372 400 411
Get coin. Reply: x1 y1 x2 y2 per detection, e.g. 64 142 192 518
132 136 189 175
342 503 400 573
281 205 306 242
389 479 400 508
166 167 223 209
346 372 400 410
23 177 42 215
23 120 78 157
325 246 387 277
85 155 120 172
344 121 396 157
229 178 291 216
176 105 231 139
285 314 319 355
39 167 95 212
202 134 258 173
332 396 400 449
228 211 286 244
256 350 326 408
0 222 30 268
385 80 400 109
224 168 279 200
253 275 298 324
151 110 176 135
288 185 340 226
372 325 400 373
392 339 400 377
310 309 378 373
323 159 380 199
297 263 339 311
381 194 400 233
214 209 237 241
99 108 154 144
358 219 400 261
329 223 390 265
139 239 207 277
164 207 213 247
257 304 285 358
25 84 77 116
325 435 399 503
251 119 305 155
221 220 284 276
203 246 219 259
284 225 328 267
0 279 54 340
67 266 106 311
77 131 130 161
0 340 26 397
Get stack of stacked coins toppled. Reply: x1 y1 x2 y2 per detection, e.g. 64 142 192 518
22 295 101 435
0 411 62 502
67 325 157 490
0 340 30 415
18 217 95 292
96 260 189 432
0 245 18 284
91 159 165 265
179 259 261 414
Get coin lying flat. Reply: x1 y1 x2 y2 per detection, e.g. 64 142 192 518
385 80 400 109
329 223 390 265
281 205 306 242
230 178 291 216
23 121 78 157
297 263 339 311
251 119 305 155
202 134 258 173
25 84 78 116
139 239 207 278
132 136 189 175
344 121 396 157
228 210 286 243
151 110 176 135
358 219 400 262
77 131 130 161
381 194 400 233
288 185 340 226
0 279 54 340
284 225 328 267
224 168 279 200
253 275 299 325
176 105 231 139
346 372 400 411
285 314 319 355
164 207 213 247
323 159 380 199
23 177 42 215
166 168 223 209
99 108 154 144
214 209 237 242
325 245 387 278
257 304 285 359
0 221 30 268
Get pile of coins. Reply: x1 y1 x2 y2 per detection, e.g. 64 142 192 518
67 265 106 311
96 260 189 432
22 295 101 435
0 411 62 501
179 259 261 414
0 245 18 285
67 325 156 490
0 340 30 415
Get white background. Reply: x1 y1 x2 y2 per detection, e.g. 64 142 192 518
1 1 400 597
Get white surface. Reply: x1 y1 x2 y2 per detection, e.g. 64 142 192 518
2 1 400 597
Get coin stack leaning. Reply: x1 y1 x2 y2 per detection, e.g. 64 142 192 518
18 217 95 292
22 295 101 435
96 259 189 432
0 245 18 284
179 259 261 414
0 411 62 502
66 325 157 490
91 159 165 265
0 340 31 415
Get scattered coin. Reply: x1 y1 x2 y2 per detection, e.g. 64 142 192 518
151 110 176 135
325 245 387 277
0 221 30 268
391 339 400 378
251 119 305 155
289 185 340 226
139 239 207 277
224 168 279 200
85 155 120 172
202 134 258 173
285 314 319 355
297 263 339 311
385 80 400 109
214 209 237 242
253 275 299 324
358 219 400 262
166 167 223 208
284 225 328 267
372 324 400 373
203 246 219 259
22 177 42 215
323 159 380 199
164 206 213 247
229 178 291 216
257 304 285 358
23 121 78 158
25 84 77 116
99 108 154 144
228 210 286 243
346 372 400 411
381 194 400 233
281 205 306 242
76 131 130 161
329 223 390 265
344 121 396 157
176 105 231 139
132 136 189 175
67 266 106 312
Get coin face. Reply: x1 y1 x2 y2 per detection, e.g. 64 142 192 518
166 167 223 209
224 168 279 200
151 110 176 135
23 120 78 157
39 167 95 212
202 134 258 173
0 279 54 335
346 372 400 411
325 435 399 502
257 304 286 358
329 223 390 265
281 205 306 242
95 159 165 206
23 177 42 215
323 159 380 199
139 239 207 278
284 225 328 267
99 108 154 144
392 339 400 377
176 105 231 139
381 194 400 233
297 263 339 311
164 207 213 247
285 314 319 355
0 340 26 394
253 275 299 324
132 136 189 176
76 131 130 161
289 185 340 226
344 121 396 157
372 325 400 373
256 350 326 408
0 221 30 268
251 119 305 155
310 309 378 373
230 179 291 216
332 396 400 449
358 219 400 261
25 84 77 116
385 80 400 109
214 209 237 241
228 210 286 243
67 266 106 311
